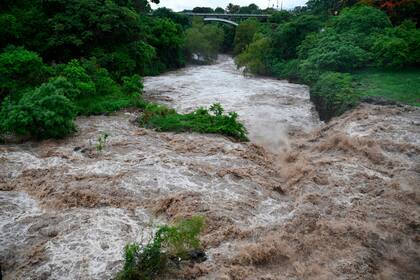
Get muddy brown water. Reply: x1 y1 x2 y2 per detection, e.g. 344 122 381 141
1 57 419 280
144 55 320 152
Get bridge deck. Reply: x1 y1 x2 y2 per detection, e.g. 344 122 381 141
181 12 271 18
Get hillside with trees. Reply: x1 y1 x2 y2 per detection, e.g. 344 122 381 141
233 1 420 120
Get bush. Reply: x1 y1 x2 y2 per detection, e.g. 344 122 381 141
372 35 409 68
122 74 143 96
116 216 205 280
269 59 301 81
303 31 372 72
55 59 96 98
297 60 322 84
0 80 76 139
332 6 391 35
371 21 420 68
0 46 51 100
81 58 123 97
311 72 360 121
140 103 248 141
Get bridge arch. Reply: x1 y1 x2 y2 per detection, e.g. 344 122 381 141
203 17 238 26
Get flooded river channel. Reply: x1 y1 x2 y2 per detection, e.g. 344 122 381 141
144 55 320 151
1 56 419 280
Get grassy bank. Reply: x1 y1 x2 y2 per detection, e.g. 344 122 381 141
353 69 420 107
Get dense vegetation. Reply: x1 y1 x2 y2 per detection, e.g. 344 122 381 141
184 18 224 63
233 1 420 120
1 0 418 138
0 0 247 140
117 216 205 280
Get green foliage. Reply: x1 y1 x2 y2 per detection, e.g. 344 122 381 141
80 58 123 97
233 19 261 55
270 59 302 81
0 80 76 139
184 18 224 63
0 46 51 100
209 103 224 116
55 59 96 98
301 30 372 72
116 216 205 280
96 132 109 152
152 8 189 28
311 72 360 121
271 15 322 60
122 75 143 96
74 94 144 116
268 11 294 24
235 34 271 75
372 35 409 68
232 2 420 122
2 0 185 79
371 20 420 68
146 17 185 71
306 0 358 16
140 103 248 141
332 6 391 35
0 0 188 141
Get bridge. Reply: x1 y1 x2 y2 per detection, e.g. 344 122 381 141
181 12 271 26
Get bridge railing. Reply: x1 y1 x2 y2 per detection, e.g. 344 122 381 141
180 12 271 18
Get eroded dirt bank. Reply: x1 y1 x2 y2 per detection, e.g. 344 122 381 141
1 57 419 279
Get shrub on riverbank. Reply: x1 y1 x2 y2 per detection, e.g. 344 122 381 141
0 81 77 139
311 72 360 121
116 216 205 280
139 103 249 142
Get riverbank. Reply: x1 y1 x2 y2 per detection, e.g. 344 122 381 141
1 58 419 279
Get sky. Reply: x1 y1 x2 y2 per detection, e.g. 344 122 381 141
151 0 308 12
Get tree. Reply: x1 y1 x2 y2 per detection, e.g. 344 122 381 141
233 19 261 55
239 4 261 14
153 8 189 28
235 34 271 75
184 18 224 63
226 3 240 14
269 11 294 24
359 0 420 25
192 7 214 13
215 7 225 13
306 0 358 16
332 6 391 35
271 15 322 60
0 46 51 101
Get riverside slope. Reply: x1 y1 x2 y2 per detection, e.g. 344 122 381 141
1 57 419 279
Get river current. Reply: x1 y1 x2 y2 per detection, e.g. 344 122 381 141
144 55 320 152
4 57 417 279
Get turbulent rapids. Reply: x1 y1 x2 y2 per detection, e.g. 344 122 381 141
1 57 419 279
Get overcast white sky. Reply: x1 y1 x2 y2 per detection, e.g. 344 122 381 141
151 0 308 12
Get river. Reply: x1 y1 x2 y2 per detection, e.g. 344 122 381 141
1 56 419 280
144 55 320 152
